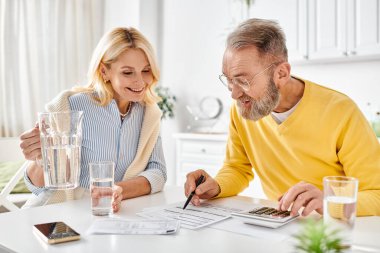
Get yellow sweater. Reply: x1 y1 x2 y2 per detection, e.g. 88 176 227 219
215 79 380 216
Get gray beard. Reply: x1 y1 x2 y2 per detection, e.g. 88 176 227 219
237 78 280 121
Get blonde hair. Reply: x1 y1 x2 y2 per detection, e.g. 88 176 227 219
74 27 160 105
227 18 288 63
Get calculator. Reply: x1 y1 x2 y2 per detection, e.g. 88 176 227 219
231 206 299 228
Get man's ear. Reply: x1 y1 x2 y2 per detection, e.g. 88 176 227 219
274 62 291 89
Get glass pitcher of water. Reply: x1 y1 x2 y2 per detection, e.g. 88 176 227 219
38 111 83 189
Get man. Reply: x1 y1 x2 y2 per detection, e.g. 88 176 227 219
184 18 380 216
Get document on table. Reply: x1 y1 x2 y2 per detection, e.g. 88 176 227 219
137 202 243 230
87 218 180 235
210 217 294 242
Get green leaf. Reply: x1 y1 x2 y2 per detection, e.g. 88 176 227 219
155 86 176 120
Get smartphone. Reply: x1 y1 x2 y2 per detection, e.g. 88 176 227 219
33 221 80 244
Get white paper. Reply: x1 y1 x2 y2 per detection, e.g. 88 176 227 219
87 218 180 235
137 202 243 230
210 217 293 242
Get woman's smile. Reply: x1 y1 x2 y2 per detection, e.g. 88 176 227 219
126 86 145 94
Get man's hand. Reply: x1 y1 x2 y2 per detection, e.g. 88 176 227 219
184 169 221 206
20 125 41 161
278 181 323 216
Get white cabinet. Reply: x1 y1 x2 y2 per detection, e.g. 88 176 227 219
308 0 380 60
347 0 380 57
173 133 265 198
173 133 228 186
249 0 380 62
307 0 347 59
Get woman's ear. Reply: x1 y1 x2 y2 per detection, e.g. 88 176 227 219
100 63 109 82
274 62 291 89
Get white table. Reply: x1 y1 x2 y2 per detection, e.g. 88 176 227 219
0 186 379 253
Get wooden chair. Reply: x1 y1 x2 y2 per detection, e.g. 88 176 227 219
0 138 31 212
0 161 30 211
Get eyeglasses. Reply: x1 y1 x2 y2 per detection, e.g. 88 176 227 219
219 63 278 92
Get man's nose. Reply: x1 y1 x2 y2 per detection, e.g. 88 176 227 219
231 85 244 100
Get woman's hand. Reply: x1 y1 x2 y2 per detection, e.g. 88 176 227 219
20 124 45 187
20 124 41 161
112 185 123 213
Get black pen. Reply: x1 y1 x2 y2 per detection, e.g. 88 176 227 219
183 175 205 210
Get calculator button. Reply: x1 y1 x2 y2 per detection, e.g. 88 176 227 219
270 210 281 216
263 208 278 215
272 210 286 216
279 211 291 217
253 207 270 214
249 207 265 214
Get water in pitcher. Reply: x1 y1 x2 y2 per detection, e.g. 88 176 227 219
39 111 83 189
91 178 113 216
41 136 81 189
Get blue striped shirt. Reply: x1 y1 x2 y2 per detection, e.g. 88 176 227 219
25 92 167 195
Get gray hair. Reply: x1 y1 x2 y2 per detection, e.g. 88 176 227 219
227 18 288 62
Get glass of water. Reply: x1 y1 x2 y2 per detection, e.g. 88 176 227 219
89 161 115 216
323 176 358 244
38 111 83 189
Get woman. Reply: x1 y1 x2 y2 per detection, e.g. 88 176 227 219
19 27 167 212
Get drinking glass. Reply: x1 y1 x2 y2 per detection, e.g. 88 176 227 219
323 176 358 244
38 111 83 189
89 161 115 216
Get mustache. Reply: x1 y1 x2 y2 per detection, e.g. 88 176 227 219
238 95 253 103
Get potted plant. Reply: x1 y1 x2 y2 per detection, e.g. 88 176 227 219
244 0 255 9
155 86 176 119
294 219 346 253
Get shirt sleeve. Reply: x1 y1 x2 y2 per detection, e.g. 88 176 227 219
23 163 47 196
215 105 254 197
336 103 380 216
138 134 167 193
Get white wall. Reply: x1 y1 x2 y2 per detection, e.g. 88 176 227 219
104 0 140 31
104 0 162 62
160 0 237 185
292 60 380 114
